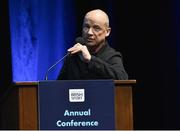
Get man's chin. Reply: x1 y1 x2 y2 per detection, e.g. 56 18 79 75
86 42 96 46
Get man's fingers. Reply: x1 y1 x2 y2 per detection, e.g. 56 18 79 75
70 50 80 54
68 44 83 53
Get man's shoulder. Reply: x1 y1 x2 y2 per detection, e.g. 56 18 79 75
105 44 122 56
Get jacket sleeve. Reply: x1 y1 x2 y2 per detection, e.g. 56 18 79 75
87 53 128 80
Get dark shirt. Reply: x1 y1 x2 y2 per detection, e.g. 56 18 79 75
58 42 128 80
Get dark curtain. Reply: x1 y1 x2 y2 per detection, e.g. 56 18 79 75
75 1 180 128
0 1 12 98
0 0 13 129
0 0 12 96
158 0 180 129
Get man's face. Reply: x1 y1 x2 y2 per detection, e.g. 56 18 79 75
82 12 110 48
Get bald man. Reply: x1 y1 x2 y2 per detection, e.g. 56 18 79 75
58 9 128 80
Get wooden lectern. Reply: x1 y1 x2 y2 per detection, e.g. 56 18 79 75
1 80 136 130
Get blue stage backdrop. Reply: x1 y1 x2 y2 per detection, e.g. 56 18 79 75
8 0 77 81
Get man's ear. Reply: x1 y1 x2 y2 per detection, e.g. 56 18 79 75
105 27 111 37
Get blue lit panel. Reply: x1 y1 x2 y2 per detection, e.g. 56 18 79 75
9 0 76 81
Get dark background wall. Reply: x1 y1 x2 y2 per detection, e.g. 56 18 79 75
0 0 12 97
1 0 180 129
74 1 180 129
0 0 13 129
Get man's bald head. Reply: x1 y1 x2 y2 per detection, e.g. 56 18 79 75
82 9 111 53
84 9 110 28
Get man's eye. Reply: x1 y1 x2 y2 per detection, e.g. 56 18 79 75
93 27 101 32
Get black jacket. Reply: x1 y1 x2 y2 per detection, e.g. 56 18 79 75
58 43 128 80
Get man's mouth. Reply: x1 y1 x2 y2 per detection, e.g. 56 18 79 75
86 38 94 42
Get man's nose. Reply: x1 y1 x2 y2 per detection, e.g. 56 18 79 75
87 28 93 34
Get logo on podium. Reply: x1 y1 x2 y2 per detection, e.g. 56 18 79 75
69 89 85 102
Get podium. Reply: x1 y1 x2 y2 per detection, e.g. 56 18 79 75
1 80 136 130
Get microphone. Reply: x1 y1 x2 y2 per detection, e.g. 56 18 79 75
45 52 70 80
75 37 85 45
45 37 85 80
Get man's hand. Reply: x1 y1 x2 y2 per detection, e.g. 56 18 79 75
68 43 91 62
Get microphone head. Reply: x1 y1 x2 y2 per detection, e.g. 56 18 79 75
75 37 85 45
